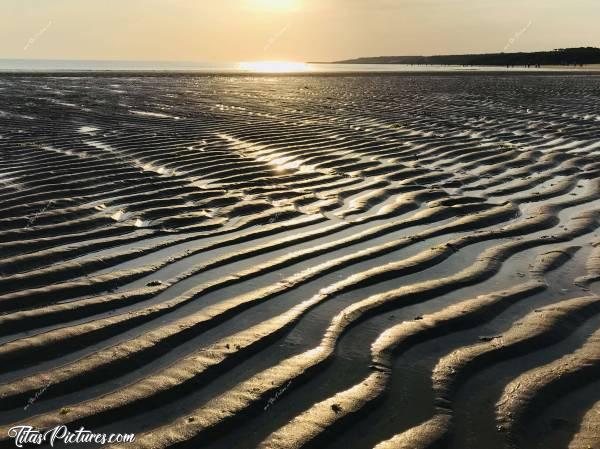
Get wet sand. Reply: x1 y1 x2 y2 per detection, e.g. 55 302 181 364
0 73 599 449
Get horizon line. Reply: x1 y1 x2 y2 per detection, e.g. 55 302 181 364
3 46 600 65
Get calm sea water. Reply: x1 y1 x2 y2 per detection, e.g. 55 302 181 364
1 59 594 73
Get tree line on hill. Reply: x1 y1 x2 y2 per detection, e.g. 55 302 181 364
334 47 600 67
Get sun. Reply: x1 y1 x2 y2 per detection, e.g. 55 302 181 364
250 0 299 13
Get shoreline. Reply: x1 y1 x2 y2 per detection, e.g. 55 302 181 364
2 69 600 77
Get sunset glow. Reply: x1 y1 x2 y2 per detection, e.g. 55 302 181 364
4 1 599 62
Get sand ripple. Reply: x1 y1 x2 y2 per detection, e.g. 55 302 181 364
0 73 598 449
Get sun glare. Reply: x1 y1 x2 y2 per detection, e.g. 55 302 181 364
250 0 299 12
238 61 311 73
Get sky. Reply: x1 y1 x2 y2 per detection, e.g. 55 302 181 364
1 0 599 62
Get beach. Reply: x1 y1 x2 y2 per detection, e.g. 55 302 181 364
0 72 599 449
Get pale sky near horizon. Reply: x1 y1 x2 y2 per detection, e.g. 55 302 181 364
1 0 599 62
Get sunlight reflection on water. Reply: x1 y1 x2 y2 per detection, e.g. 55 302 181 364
238 61 311 73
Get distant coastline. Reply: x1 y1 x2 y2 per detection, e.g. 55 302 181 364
2 52 600 74
328 47 600 67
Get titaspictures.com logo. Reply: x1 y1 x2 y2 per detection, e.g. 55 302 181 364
8 425 135 447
